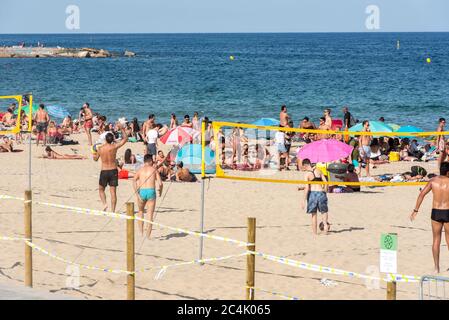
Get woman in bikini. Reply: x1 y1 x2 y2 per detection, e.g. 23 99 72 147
42 146 86 160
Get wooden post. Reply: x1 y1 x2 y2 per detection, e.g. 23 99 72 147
387 281 397 300
246 217 256 300
126 202 135 300
24 190 32 287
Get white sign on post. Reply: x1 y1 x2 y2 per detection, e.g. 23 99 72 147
380 233 397 274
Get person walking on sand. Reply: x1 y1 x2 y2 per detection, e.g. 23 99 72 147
82 103 94 146
280 105 290 127
436 118 446 166
301 158 330 235
411 162 449 274
359 120 372 177
93 122 128 212
34 104 50 146
133 154 163 238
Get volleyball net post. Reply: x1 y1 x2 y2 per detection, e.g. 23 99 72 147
198 120 207 264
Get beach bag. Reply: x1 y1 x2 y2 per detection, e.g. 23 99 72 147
411 166 427 177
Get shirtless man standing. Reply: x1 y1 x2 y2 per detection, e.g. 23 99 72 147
133 154 163 238
280 105 290 127
34 104 50 146
301 158 330 235
436 118 446 167
411 162 449 274
83 103 94 146
358 120 372 177
324 108 333 128
93 123 128 212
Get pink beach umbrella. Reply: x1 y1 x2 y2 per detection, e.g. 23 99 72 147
159 127 194 146
296 139 353 163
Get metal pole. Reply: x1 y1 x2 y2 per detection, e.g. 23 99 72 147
24 190 32 287
126 202 135 300
199 120 206 263
28 94 33 190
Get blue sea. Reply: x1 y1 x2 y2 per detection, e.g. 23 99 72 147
0 33 448 130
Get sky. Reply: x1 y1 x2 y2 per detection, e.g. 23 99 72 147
1 0 449 33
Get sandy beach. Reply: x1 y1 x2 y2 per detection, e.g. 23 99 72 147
0 129 444 300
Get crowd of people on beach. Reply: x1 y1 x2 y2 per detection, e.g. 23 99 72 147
1 100 448 240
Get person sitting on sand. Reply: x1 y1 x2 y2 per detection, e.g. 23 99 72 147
47 121 64 145
156 150 168 167
117 160 135 180
124 148 136 164
61 116 73 135
42 146 86 159
158 160 175 181
411 162 449 274
133 154 163 238
301 158 330 235
369 138 389 165
1 108 15 127
175 161 197 182
0 136 13 152
399 141 418 162
340 164 361 192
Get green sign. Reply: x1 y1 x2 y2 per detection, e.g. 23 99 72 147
381 233 397 251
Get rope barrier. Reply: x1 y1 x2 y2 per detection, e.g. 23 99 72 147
0 234 247 276
0 194 253 247
248 250 420 283
246 286 302 300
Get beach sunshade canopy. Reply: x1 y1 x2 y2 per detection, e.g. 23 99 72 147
387 123 401 131
395 125 425 138
160 127 195 146
13 103 39 115
296 139 353 163
252 118 280 127
176 144 216 174
46 105 71 119
348 121 393 134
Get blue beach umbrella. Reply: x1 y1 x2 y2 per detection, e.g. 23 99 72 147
46 105 71 119
349 121 393 135
395 125 424 138
252 118 280 127
176 144 216 174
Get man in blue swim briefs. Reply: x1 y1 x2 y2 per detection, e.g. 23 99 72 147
133 154 163 238
301 158 330 235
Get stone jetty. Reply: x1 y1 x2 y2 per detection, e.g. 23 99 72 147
0 46 135 58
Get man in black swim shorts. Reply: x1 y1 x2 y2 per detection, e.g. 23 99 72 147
93 123 128 212
411 162 449 274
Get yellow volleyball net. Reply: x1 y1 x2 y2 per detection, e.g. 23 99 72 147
203 120 447 187
0 94 33 134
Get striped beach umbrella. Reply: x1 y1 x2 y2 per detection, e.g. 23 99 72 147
159 127 194 146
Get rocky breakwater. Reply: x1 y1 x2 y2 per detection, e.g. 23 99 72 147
0 47 135 58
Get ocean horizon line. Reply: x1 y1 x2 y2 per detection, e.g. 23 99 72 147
1 31 449 36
